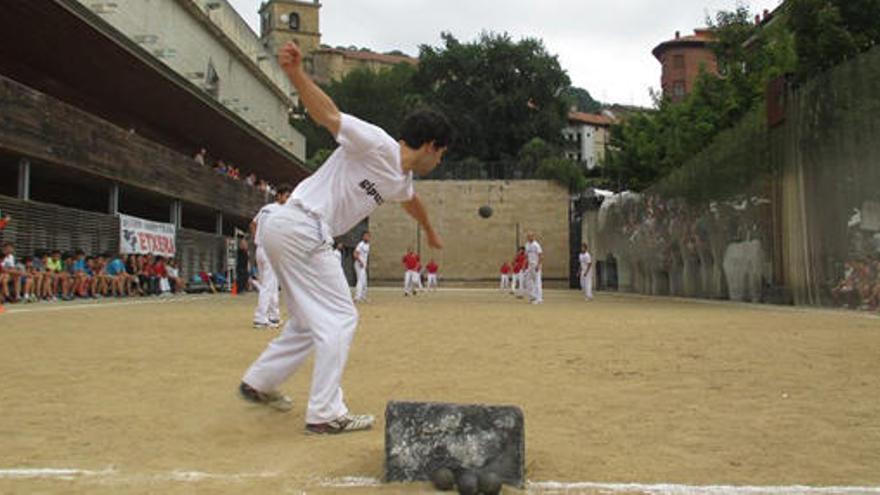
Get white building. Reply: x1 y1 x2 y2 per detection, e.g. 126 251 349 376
563 112 614 171
80 0 306 161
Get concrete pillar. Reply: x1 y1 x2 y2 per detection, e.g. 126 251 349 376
17 158 30 200
215 212 224 236
169 200 182 229
108 183 119 215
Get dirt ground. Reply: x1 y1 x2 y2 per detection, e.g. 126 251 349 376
0 289 878 494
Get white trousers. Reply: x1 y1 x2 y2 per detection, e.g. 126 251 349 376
242 207 357 424
581 269 594 300
404 270 420 294
527 265 543 302
512 272 524 295
354 263 368 301
500 274 510 290
253 246 280 324
426 273 438 290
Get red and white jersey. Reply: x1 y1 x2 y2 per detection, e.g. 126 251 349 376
500 263 511 275
402 253 419 271
427 262 439 274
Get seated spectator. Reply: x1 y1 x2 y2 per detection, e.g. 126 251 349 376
166 259 186 294
0 209 9 231
139 255 158 295
154 256 171 295
18 256 35 303
104 254 128 297
125 254 142 296
245 173 256 186
46 250 67 301
1 242 23 303
71 251 94 298
61 252 77 301
198 264 219 294
194 148 207 166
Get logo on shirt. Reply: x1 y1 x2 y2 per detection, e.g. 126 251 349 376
359 179 384 206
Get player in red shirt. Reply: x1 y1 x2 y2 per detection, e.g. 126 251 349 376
499 261 511 291
512 247 526 297
425 259 439 291
402 248 420 296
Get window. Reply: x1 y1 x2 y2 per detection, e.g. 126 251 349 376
673 80 686 98
288 13 300 31
673 54 685 70
204 60 220 98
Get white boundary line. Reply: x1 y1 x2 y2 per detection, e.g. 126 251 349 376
2 294 215 314
528 481 880 494
2 469 877 494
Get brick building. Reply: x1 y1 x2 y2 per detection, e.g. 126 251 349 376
652 29 718 103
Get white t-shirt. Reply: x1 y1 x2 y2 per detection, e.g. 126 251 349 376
1 254 15 270
252 202 283 245
355 240 370 268
288 113 414 237
579 252 592 274
526 240 543 267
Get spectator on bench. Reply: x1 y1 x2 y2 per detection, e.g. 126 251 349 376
47 250 67 301
166 259 185 294
1 242 23 303
104 253 128 297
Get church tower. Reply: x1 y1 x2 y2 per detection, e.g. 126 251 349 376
259 1 322 72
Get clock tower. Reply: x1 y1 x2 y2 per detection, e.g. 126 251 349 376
259 0 322 71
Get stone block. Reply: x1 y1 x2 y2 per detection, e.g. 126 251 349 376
384 401 525 488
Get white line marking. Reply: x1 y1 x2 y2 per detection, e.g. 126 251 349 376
0 469 878 494
2 295 215 314
319 476 383 487
528 481 880 494
0 468 114 479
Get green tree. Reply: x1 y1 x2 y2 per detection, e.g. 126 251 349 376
789 0 880 80
562 86 602 113
413 32 572 163
291 63 418 159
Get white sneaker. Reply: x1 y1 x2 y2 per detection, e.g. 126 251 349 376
306 413 375 434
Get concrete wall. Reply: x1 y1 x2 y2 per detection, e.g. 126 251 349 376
367 180 570 281
81 0 306 160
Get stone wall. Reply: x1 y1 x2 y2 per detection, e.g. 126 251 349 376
367 181 570 281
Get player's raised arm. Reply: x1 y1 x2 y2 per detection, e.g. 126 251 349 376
278 42 341 137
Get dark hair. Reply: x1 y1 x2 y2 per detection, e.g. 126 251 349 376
276 183 293 196
399 109 453 150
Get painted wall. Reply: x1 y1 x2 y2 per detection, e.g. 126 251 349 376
366 180 571 281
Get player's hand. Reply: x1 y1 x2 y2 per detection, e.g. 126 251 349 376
426 229 443 249
278 42 303 73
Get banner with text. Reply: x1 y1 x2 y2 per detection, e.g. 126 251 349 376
119 213 176 257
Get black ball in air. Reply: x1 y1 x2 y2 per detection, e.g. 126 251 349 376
478 205 493 218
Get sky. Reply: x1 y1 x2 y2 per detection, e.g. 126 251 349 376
228 0 783 107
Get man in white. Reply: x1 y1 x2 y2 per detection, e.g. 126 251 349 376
251 185 293 329
353 231 370 302
238 42 451 435
579 242 594 301
525 232 544 304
